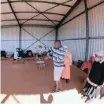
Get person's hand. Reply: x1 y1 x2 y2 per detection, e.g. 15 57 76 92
45 57 49 60
45 56 52 60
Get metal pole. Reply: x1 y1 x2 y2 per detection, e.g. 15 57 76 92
56 28 58 40
84 0 89 61
19 25 22 49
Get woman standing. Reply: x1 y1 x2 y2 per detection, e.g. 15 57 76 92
61 46 72 83
82 51 104 103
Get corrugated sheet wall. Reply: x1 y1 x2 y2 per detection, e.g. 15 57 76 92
88 3 104 37
59 14 86 61
61 40 86 61
63 0 85 24
1 27 55 52
59 14 86 39
88 2 104 58
88 39 104 58
59 0 86 62
87 0 102 8
1 0 104 60
59 0 104 61
21 27 55 52
1 27 19 52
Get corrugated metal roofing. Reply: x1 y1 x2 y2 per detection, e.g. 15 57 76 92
87 0 102 8
63 0 85 23
1 0 77 27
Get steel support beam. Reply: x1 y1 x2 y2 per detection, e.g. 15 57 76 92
89 36 104 39
61 10 85 27
88 0 104 10
26 2 56 26
2 0 104 28
56 0 82 28
61 38 86 41
1 0 72 7
1 11 64 16
7 0 20 27
1 19 60 22
84 0 89 61
7 0 22 49
1 39 55 41
19 25 22 49
1 24 54 28
22 0 70 25
56 28 58 40
57 36 104 41
59 1 104 27
22 27 54 47
23 28 55 51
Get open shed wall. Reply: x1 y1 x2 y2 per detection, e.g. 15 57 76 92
1 27 19 52
1 0 104 59
1 27 55 52
58 0 104 61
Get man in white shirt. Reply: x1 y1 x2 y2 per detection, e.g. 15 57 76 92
13 48 21 62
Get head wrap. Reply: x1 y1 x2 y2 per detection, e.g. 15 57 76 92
94 51 104 63
63 46 68 52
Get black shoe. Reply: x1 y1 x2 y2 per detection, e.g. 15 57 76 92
66 79 70 83
61 77 64 80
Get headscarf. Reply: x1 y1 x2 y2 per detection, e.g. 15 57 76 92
63 46 68 52
94 51 104 63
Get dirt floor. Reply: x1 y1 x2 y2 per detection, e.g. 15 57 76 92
1 58 104 104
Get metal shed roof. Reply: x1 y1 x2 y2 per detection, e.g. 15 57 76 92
1 0 82 28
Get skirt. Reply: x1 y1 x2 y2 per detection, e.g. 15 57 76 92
54 66 64 81
83 82 101 99
61 66 70 79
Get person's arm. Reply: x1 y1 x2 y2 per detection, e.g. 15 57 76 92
102 63 104 87
47 54 52 60
88 69 91 76
69 54 72 66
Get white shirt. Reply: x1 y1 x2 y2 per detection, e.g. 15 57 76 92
14 51 18 59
